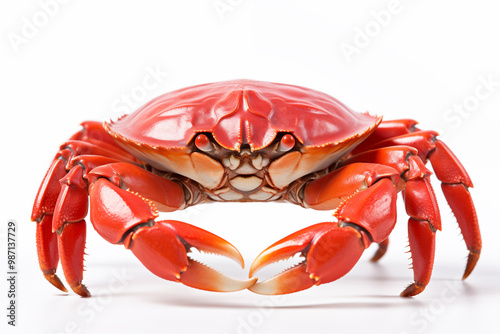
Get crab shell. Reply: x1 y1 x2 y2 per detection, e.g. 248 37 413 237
105 79 382 192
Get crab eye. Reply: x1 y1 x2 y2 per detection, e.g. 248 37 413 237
195 134 214 152
278 134 295 152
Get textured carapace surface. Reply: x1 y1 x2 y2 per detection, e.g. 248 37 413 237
106 79 379 151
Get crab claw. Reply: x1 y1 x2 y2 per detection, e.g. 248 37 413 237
125 220 257 292
249 223 367 295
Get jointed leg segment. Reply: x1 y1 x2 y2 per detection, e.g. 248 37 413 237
32 122 255 297
348 120 481 291
250 119 480 296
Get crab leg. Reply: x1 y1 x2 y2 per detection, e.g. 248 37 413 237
340 145 425 263
361 129 481 278
60 140 139 164
341 146 443 295
400 156 441 296
370 237 389 262
36 214 66 292
70 121 135 154
428 140 480 278
49 165 90 296
87 163 256 293
350 119 420 156
249 163 400 295
32 140 139 294
33 157 68 292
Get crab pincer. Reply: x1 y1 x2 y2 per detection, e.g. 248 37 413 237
249 164 400 295
249 223 369 294
88 170 256 294
124 219 256 292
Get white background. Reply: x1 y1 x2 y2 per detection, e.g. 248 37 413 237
1 1 499 333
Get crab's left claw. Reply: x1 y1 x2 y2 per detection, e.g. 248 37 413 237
124 219 257 292
248 222 368 295
88 172 256 293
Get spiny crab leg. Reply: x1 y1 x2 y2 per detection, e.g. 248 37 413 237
428 140 480 279
36 214 67 292
341 146 443 296
358 127 481 279
32 135 142 296
33 158 68 292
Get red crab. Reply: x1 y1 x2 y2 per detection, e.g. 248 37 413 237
32 79 481 297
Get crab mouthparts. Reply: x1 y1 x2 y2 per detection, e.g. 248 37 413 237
228 175 263 192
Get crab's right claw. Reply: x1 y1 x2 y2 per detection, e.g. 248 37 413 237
87 176 256 293
125 220 257 292
248 222 367 295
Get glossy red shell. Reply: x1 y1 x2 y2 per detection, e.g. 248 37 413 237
107 80 379 151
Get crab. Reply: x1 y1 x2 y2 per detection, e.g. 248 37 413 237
32 79 481 298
